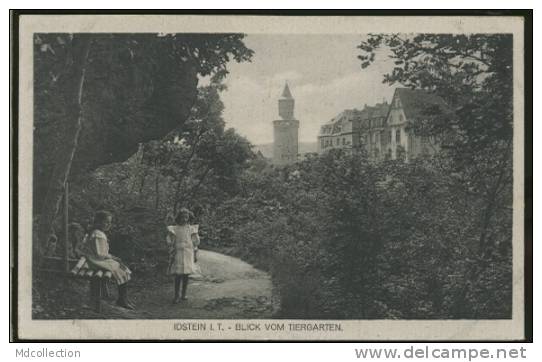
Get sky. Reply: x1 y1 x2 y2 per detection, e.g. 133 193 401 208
220 34 398 145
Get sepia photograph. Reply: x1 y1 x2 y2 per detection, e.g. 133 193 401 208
13 13 528 340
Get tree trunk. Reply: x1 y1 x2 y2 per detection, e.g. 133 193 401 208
173 177 184 215
154 164 160 210
185 166 213 204
37 35 92 257
477 143 512 255
137 166 149 197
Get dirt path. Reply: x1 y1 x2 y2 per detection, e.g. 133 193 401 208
98 250 277 319
34 250 276 319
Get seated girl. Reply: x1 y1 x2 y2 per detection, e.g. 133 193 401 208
81 210 135 310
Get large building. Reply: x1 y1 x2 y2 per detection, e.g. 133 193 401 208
317 88 447 162
317 102 389 156
317 109 364 154
357 101 390 159
273 83 299 165
383 88 446 161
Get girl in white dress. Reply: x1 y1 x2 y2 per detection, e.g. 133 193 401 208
81 210 135 310
166 208 200 303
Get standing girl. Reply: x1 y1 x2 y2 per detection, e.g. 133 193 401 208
82 210 135 310
166 208 200 303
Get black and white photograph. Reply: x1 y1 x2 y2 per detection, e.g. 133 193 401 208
13 13 528 340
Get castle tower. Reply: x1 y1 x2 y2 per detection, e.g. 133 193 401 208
273 83 299 165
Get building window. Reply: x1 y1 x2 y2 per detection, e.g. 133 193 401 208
396 145 406 161
421 136 427 146
396 129 401 144
399 114 404 122
386 148 392 160
321 139 325 149
342 138 346 145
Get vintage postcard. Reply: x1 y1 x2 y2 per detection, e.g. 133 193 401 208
13 12 528 340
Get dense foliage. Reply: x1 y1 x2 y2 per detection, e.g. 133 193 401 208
34 33 513 320
201 151 511 319
354 34 514 316
34 33 253 249
64 83 254 274
358 34 513 255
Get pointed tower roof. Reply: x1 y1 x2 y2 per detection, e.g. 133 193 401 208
280 83 293 99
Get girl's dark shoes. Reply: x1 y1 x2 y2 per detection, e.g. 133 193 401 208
117 284 136 310
117 300 136 310
126 299 136 309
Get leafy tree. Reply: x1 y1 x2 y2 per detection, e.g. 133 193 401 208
137 84 254 215
358 33 513 254
34 33 253 252
203 147 510 319
35 34 91 258
358 34 513 316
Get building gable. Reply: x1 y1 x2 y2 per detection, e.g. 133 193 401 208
386 93 407 126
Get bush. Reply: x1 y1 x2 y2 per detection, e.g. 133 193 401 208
205 151 512 319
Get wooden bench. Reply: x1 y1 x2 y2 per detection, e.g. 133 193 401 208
70 257 113 312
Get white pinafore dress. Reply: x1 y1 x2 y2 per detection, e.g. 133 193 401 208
166 225 200 275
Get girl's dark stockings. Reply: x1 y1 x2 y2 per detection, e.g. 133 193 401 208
173 275 190 303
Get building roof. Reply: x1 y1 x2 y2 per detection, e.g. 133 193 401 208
318 109 362 136
280 83 293 99
360 102 390 120
394 88 450 120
